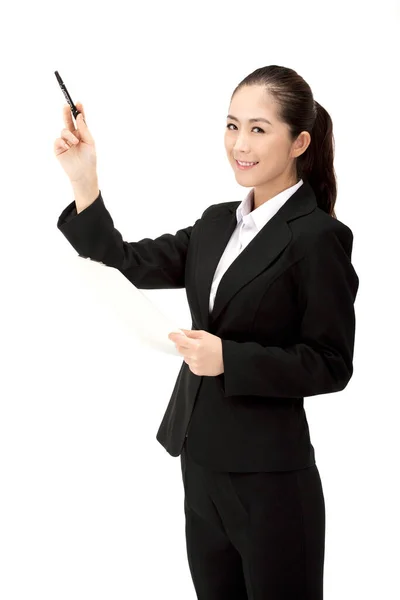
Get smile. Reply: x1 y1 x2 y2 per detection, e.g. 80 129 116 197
235 160 259 170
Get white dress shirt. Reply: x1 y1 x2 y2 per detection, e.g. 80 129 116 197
209 179 304 313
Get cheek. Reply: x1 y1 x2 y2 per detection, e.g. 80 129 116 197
258 143 282 164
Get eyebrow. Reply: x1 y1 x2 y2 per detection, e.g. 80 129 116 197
227 114 272 125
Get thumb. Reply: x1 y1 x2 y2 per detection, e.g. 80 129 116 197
181 328 202 337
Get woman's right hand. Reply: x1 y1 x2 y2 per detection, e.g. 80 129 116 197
54 101 98 184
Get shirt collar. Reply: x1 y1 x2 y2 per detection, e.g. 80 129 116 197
236 179 304 230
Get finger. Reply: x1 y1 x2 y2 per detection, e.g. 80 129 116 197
60 128 79 145
63 104 76 133
176 342 191 352
74 105 94 143
54 137 70 155
170 334 189 344
75 101 86 121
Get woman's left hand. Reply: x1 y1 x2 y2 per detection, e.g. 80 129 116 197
168 329 224 376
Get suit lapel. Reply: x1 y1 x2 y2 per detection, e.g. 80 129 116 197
195 180 317 330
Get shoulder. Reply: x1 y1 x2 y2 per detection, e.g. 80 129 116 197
315 207 354 239
294 207 355 259
200 201 238 219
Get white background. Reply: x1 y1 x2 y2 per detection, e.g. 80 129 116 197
1 1 399 598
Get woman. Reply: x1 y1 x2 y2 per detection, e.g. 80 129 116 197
55 65 359 599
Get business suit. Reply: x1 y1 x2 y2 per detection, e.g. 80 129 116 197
57 178 359 598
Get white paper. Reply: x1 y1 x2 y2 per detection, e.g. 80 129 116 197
69 256 187 356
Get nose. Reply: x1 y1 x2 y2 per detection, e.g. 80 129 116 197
233 132 252 154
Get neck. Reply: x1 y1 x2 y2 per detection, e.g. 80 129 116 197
252 175 299 210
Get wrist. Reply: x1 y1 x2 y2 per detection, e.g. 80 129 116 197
71 178 100 213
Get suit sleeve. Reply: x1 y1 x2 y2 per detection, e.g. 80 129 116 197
57 190 202 289
220 228 360 398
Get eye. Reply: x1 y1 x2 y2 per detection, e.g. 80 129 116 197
226 123 265 133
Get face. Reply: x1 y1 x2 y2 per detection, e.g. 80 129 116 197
224 85 311 206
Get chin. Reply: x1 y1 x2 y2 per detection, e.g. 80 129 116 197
235 179 254 189
234 170 257 182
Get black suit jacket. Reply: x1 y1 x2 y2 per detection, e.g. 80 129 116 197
57 180 359 472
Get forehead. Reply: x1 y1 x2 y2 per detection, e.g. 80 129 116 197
229 85 277 120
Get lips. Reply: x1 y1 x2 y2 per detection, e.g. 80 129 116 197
235 159 259 170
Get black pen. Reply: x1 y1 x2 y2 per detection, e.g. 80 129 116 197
54 70 81 121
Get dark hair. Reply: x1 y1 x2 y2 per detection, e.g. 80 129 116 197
232 65 337 218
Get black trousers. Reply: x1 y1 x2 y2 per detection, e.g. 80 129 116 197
180 439 325 600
